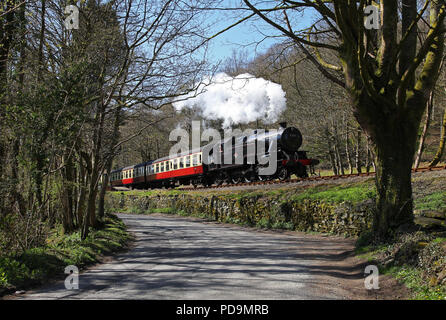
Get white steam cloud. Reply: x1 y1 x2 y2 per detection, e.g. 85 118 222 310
173 73 286 128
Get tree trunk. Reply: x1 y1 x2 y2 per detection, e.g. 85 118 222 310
325 127 338 175
345 121 353 174
61 153 75 233
334 139 344 175
366 106 421 238
429 106 446 167
374 145 415 238
414 90 434 169
355 127 362 174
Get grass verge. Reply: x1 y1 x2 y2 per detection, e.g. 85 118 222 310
355 232 446 300
0 214 133 297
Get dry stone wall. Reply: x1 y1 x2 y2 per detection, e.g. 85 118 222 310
107 192 375 237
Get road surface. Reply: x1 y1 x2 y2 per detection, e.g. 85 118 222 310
16 213 385 300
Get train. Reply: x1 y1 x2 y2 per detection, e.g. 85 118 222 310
109 123 319 189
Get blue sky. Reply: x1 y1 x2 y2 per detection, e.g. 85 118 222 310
205 3 317 66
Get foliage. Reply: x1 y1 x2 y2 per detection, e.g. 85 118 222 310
414 191 446 213
0 214 132 293
289 182 376 204
356 231 446 300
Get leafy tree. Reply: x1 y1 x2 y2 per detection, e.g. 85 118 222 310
240 0 446 238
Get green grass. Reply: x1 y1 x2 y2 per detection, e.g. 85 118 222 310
414 191 446 212
290 182 376 204
0 214 132 294
384 266 446 300
355 240 446 300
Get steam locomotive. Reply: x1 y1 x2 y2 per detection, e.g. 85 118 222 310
109 123 319 189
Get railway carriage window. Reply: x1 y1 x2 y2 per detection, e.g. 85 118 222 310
198 154 202 165
173 159 177 170
185 156 190 167
193 154 198 166
179 158 184 168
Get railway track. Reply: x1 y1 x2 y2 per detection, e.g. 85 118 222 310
179 165 446 191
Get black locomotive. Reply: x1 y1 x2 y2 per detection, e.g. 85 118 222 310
109 123 319 189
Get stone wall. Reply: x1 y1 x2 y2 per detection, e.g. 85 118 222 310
106 192 375 237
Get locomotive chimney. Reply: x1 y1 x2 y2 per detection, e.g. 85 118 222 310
279 122 287 128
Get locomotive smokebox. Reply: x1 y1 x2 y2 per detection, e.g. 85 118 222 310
279 122 287 128
280 127 303 152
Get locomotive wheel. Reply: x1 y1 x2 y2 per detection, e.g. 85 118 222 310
231 175 243 184
244 171 257 183
215 172 227 186
257 174 271 181
278 167 290 181
203 178 213 187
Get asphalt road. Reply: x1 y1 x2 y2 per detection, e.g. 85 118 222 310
17 213 368 300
